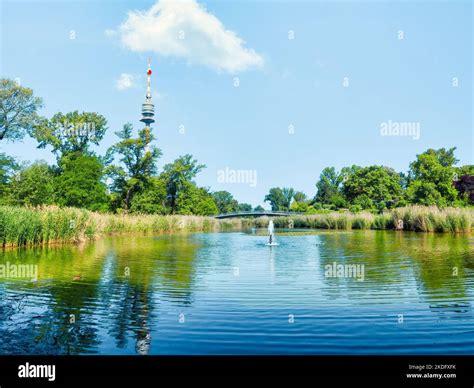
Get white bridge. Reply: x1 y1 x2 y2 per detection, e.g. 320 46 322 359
215 211 298 219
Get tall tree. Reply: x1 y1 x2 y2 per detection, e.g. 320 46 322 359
0 79 43 141
0 153 18 202
290 191 309 212
264 187 294 211
293 191 307 203
175 182 218 216
282 187 295 209
130 177 167 214
342 165 404 209
160 154 205 214
9 161 55 206
212 191 239 214
406 148 459 206
237 203 252 212
456 165 474 177
314 167 345 207
106 123 161 211
55 152 109 211
31 111 107 156
264 187 285 211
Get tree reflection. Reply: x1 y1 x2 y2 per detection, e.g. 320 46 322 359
0 235 200 355
101 235 200 354
319 230 473 316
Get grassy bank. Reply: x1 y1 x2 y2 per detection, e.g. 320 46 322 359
0 206 242 248
243 206 474 233
0 205 472 248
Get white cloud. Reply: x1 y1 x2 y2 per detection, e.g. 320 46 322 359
115 73 136 90
113 0 264 73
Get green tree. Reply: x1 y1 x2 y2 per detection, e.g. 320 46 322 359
254 205 265 212
238 203 252 212
106 123 161 211
264 187 294 211
161 154 205 214
290 200 309 213
175 182 218 215
130 177 167 214
455 164 474 178
264 188 284 211
282 188 295 209
405 181 445 206
293 191 307 203
55 152 109 211
212 191 239 214
315 167 346 208
0 153 18 202
0 79 43 141
9 162 55 206
290 191 309 212
352 194 374 211
343 165 404 210
31 111 107 156
406 148 459 206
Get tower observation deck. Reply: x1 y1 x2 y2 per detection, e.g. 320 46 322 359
140 60 155 127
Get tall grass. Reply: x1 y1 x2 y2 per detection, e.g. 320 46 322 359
0 206 242 248
391 206 473 233
0 205 472 248
243 206 473 233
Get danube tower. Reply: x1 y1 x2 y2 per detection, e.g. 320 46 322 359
140 60 155 128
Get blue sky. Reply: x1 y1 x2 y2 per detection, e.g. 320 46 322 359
1 0 472 207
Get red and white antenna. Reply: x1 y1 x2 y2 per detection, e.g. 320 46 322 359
146 57 152 98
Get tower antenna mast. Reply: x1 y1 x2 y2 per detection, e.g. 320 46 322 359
140 58 155 127
146 57 151 98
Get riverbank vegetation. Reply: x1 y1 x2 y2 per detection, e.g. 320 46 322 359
0 78 473 235
0 205 472 248
244 206 473 233
0 206 242 248
262 148 474 214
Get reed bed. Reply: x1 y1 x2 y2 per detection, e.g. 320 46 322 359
0 205 471 248
243 206 473 233
0 206 242 248
391 206 473 233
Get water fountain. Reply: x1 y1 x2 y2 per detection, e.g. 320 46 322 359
266 219 278 246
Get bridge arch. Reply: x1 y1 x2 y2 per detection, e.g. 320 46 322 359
215 211 298 219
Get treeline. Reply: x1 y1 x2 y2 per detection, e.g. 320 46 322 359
0 78 253 215
244 206 473 233
0 78 473 216
263 148 474 214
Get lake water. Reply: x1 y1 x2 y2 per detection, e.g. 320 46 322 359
0 230 473 355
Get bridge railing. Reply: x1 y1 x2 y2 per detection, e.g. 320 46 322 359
215 210 301 219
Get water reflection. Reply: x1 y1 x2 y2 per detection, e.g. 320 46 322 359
318 231 473 311
0 231 472 355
